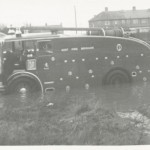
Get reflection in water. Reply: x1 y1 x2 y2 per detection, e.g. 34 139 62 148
0 82 150 112
0 91 44 108
0 82 150 145
100 82 150 111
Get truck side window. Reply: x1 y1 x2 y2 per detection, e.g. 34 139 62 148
24 40 35 50
14 41 23 51
38 41 53 53
2 42 13 52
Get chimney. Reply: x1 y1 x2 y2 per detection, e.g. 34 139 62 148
105 7 108 12
132 6 136 11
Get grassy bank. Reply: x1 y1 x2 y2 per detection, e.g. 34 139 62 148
0 90 149 145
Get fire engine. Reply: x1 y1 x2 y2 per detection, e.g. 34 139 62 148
0 27 150 98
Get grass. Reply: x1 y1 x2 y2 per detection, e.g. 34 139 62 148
0 89 149 145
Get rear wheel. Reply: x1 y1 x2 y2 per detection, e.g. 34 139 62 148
102 68 132 99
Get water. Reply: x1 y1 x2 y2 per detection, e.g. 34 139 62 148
0 82 150 112
0 82 150 145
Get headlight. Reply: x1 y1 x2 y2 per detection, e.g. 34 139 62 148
26 59 36 70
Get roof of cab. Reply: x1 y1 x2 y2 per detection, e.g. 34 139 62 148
2 32 93 42
3 32 60 42
0 32 6 37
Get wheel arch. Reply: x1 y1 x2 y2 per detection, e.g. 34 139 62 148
7 71 44 94
102 67 132 86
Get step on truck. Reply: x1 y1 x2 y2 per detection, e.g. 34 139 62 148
0 27 150 99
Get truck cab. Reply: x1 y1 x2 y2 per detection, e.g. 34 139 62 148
0 33 58 96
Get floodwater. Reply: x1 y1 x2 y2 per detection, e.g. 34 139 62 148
0 81 150 112
0 82 150 145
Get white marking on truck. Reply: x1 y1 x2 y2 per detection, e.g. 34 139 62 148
68 71 73 76
110 61 114 65
51 57 55 61
61 48 68 52
44 81 55 84
81 46 94 50
71 48 78 51
85 84 89 90
136 65 140 70
64 60 68 63
116 44 122 52
143 77 147 82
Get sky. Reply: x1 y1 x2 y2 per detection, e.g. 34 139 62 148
0 0 150 28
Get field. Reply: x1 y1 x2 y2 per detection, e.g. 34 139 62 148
0 86 150 145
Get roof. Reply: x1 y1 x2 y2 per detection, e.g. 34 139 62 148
2 32 94 42
89 9 150 22
3 32 60 42
0 32 6 37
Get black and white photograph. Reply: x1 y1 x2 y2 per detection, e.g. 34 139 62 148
1 0 150 148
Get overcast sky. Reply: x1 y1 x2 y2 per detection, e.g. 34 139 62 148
0 0 149 27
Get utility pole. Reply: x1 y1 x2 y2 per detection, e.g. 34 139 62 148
74 5 77 34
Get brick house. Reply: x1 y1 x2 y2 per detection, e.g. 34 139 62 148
89 7 150 30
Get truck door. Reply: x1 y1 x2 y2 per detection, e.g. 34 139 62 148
36 39 81 91
36 40 56 90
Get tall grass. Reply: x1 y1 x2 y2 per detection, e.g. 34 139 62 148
0 91 149 145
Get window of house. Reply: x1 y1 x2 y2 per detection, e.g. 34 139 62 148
92 23 95 27
101 21 105 25
139 28 149 33
95 21 99 27
141 19 148 24
121 20 126 24
98 21 102 26
89 23 94 28
105 21 110 25
126 20 131 24
132 19 138 24
114 21 118 25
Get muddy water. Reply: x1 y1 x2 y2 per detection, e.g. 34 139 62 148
0 82 150 112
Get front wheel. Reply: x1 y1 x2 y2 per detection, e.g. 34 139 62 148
7 77 42 107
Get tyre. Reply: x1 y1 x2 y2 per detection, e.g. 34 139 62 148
102 68 132 99
7 77 42 106
103 68 132 86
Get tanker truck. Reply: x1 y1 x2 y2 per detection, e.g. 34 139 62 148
0 27 150 101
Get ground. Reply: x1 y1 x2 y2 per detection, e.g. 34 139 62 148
0 85 150 145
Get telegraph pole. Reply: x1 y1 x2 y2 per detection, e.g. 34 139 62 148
74 5 77 34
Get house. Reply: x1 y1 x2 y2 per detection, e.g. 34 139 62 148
89 7 150 31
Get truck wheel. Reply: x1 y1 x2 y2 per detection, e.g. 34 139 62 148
102 68 132 97
7 77 41 104
103 68 132 86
